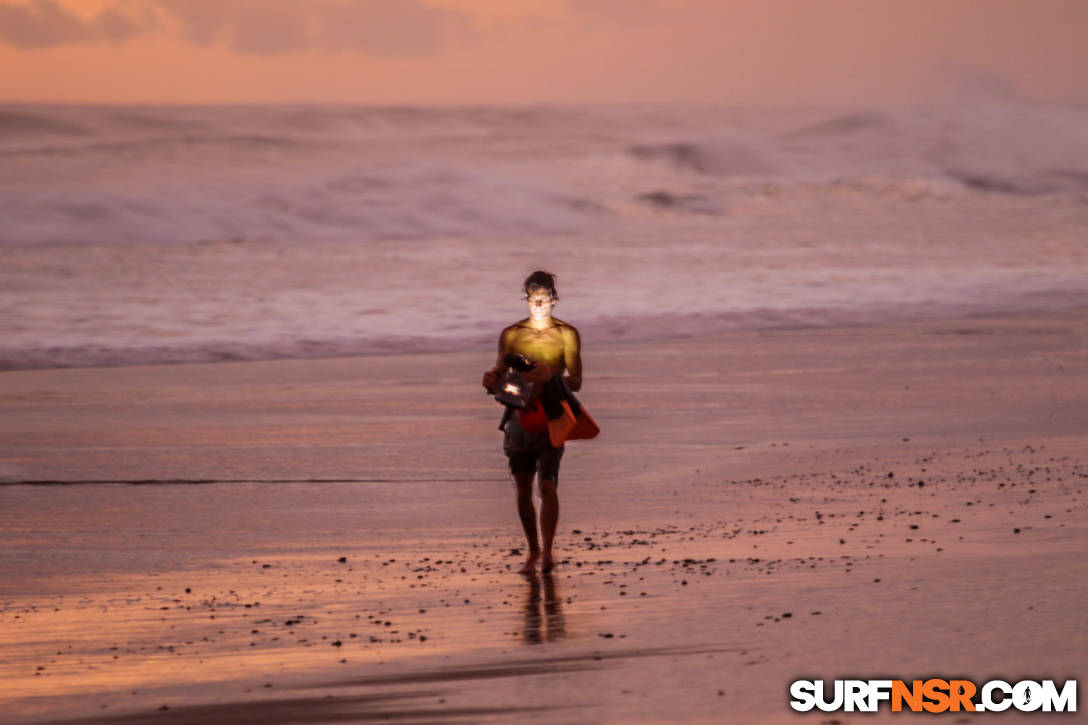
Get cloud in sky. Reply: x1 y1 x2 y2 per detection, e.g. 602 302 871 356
1 0 1084 105
0 0 469 55
0 0 151 48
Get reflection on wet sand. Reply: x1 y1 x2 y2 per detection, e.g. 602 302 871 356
521 573 565 645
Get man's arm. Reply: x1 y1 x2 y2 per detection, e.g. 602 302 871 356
482 327 516 390
494 327 516 370
562 326 583 392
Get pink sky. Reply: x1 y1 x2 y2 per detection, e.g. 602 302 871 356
0 0 1084 105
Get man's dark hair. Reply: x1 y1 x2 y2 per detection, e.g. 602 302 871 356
523 270 558 300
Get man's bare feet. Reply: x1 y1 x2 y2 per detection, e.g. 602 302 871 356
540 553 554 574
519 554 539 575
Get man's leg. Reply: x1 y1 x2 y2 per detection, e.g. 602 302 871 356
539 478 559 574
515 471 540 574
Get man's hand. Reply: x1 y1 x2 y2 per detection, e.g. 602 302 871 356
482 367 502 391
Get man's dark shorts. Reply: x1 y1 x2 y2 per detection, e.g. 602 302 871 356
504 425 564 484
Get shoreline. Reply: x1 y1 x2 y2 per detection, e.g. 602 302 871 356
1 307 1086 723
7 287 1088 373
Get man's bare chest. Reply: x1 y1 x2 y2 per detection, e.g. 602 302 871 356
509 327 565 367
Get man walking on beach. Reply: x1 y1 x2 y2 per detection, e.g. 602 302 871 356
482 271 583 575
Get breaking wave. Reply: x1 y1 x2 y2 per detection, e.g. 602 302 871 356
0 162 604 245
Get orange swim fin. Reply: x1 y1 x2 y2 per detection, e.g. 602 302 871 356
548 400 600 447
568 408 600 441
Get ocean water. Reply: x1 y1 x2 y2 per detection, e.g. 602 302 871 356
3 98 1087 369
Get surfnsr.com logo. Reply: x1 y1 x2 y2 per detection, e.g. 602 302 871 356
790 679 1077 713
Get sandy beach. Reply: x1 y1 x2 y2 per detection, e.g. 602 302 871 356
1 307 1086 724
5 3 1088 723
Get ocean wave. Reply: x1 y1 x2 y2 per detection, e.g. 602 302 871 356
946 168 1088 195
104 110 213 133
0 109 90 137
616 102 1088 199
7 286 1088 371
782 111 891 140
0 162 603 245
4 101 1088 248
0 133 318 158
626 137 778 176
0 335 490 370
635 190 722 214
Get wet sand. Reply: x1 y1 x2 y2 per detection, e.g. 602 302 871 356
1 308 1086 723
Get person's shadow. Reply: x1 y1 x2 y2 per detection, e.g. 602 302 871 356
522 572 566 644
